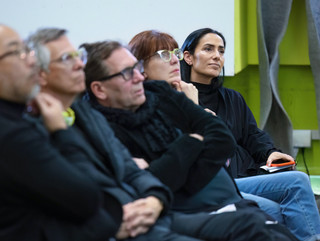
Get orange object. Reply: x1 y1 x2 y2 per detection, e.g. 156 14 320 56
270 159 296 167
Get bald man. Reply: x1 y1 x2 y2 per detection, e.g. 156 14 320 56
0 24 121 241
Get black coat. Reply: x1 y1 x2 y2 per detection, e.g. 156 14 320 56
0 99 120 241
69 101 172 210
0 98 172 241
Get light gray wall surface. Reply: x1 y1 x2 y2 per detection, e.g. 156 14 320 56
1 0 235 75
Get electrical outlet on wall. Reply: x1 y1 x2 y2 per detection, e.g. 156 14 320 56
293 130 312 148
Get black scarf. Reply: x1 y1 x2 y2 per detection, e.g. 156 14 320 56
87 91 181 153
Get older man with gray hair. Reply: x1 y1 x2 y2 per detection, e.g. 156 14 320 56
0 24 121 241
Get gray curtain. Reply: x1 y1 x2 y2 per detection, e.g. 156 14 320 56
257 0 294 155
305 0 320 137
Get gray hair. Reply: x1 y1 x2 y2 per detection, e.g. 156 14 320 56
26 28 67 72
27 28 67 45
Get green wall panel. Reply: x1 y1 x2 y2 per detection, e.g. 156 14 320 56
244 0 309 66
278 65 317 129
232 0 319 174
224 64 319 174
279 0 310 65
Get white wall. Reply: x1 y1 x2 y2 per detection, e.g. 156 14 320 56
1 0 235 75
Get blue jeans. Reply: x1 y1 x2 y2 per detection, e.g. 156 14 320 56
236 171 320 241
240 192 284 222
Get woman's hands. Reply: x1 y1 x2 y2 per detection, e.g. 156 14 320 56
266 151 295 167
172 80 199 105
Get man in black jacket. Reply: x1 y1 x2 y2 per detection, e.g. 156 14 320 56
28 28 299 241
0 25 122 241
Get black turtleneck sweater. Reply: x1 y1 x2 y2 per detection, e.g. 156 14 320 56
192 80 278 178
193 79 220 113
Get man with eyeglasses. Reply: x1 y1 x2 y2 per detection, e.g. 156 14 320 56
0 24 125 241
27 28 87 106
0 25 39 102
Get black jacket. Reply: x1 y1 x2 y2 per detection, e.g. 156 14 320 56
0 98 172 241
69 101 172 211
0 99 121 241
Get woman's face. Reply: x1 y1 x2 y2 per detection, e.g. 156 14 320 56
144 49 182 86
186 33 225 82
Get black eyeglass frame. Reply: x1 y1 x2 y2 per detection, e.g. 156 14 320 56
97 60 144 82
0 46 34 61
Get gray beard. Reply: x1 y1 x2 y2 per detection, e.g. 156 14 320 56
26 84 40 101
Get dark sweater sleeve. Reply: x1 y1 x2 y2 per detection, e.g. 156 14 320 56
51 128 123 225
145 81 237 193
235 93 279 164
119 140 173 215
0 126 103 222
147 134 204 192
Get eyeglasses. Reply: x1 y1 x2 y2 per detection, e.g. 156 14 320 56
98 60 144 82
154 48 183 62
0 46 35 61
51 48 87 65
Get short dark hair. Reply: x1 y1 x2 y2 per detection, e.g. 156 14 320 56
180 28 226 84
129 30 179 62
80 41 123 96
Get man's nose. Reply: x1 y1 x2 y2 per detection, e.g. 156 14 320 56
73 57 85 70
132 69 145 83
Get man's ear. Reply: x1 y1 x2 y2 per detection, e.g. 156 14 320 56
38 71 48 87
183 51 193 65
90 81 108 100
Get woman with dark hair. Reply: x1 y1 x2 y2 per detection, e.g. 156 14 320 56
180 27 320 241
180 27 291 177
